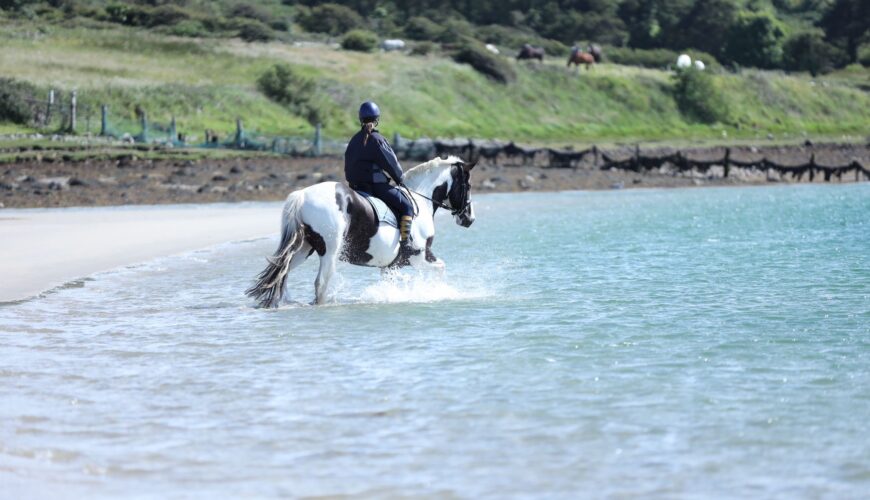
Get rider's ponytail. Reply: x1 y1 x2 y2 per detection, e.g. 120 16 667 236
363 121 375 146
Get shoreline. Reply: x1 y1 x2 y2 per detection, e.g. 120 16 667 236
1 142 867 209
0 203 280 303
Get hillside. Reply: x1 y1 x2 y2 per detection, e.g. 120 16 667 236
1 20 868 144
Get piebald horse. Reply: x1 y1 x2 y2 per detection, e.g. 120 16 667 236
246 156 476 307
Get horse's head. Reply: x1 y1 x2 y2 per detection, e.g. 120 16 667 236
448 160 476 227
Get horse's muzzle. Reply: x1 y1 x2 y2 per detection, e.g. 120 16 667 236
455 203 475 227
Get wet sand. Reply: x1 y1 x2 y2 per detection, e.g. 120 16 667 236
0 204 279 303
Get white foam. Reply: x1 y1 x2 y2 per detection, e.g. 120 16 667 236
356 270 488 304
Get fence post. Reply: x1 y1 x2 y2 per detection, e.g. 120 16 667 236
634 144 640 171
139 111 148 142
593 145 599 169
235 118 244 148
314 123 322 156
69 90 77 133
169 116 177 143
100 105 108 136
723 148 730 178
45 89 54 127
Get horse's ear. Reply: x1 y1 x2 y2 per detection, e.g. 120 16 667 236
463 161 477 172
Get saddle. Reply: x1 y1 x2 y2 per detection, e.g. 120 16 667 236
354 190 398 228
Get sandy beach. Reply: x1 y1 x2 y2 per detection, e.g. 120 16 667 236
0 203 280 303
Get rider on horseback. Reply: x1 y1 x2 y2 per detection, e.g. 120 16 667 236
344 101 415 254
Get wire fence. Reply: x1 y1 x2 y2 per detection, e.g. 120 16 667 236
15 89 870 182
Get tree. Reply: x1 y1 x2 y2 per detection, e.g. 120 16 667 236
783 31 846 75
725 12 786 68
818 0 869 64
668 0 739 59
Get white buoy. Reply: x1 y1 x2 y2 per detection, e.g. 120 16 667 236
485 43 500 55
694 60 705 71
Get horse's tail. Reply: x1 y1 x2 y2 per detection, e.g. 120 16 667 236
246 190 306 308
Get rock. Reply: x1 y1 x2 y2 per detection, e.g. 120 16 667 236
69 177 89 187
480 180 496 190
98 176 118 185
229 166 242 174
311 172 323 181
15 175 33 183
610 181 624 189
36 177 70 190
489 176 505 184
173 167 195 177
296 173 308 180
524 174 537 184
0 181 19 190
209 186 229 194
212 174 228 182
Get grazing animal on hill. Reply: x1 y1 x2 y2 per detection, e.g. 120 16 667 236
567 48 596 69
381 39 405 51
517 44 545 62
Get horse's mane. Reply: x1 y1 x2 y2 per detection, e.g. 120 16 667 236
405 155 463 181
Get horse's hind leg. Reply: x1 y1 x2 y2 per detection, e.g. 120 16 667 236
313 223 346 305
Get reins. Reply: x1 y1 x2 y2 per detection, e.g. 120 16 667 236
400 178 469 217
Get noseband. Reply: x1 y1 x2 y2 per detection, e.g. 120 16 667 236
403 171 470 216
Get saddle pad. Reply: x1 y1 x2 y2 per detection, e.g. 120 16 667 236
356 191 398 228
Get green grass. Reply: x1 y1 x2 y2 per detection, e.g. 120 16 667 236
1 21 868 143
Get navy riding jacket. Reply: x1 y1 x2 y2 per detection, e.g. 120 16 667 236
344 128 404 185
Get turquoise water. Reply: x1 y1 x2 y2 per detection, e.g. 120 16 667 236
1 184 868 498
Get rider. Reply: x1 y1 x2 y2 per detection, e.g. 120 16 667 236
344 101 415 253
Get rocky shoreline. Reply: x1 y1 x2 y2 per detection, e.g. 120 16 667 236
0 143 867 209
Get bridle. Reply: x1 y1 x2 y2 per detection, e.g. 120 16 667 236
401 168 470 217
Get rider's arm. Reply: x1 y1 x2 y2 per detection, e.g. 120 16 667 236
375 137 405 184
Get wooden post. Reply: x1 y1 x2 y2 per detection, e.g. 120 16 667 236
723 148 730 178
169 116 177 142
140 111 148 143
45 89 54 127
808 153 816 182
234 118 244 148
593 145 599 169
634 144 640 171
69 90 77 133
314 123 322 156
100 105 108 136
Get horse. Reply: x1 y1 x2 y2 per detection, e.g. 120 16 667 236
517 44 545 62
567 49 596 69
246 156 476 307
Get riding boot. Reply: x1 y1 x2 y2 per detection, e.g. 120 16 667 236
397 215 414 263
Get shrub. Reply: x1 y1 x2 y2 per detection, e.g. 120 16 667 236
410 41 437 56
341 29 378 52
782 31 846 75
724 12 785 69
477 24 567 57
452 42 516 84
270 19 289 32
167 19 207 38
0 78 37 125
145 4 190 27
297 3 363 36
257 64 324 125
605 47 721 69
672 67 730 124
404 16 443 41
229 3 271 25
238 19 274 42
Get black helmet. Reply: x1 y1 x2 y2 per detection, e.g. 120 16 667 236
358 101 380 122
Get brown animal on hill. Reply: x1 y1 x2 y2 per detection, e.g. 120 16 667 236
517 44 545 62
567 47 596 69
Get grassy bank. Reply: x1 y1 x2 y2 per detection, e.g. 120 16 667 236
1 23 868 143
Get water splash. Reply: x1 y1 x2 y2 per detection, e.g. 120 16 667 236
356 269 488 304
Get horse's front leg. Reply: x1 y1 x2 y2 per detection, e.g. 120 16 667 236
410 236 445 275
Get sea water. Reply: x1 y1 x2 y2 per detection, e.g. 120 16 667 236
1 184 868 498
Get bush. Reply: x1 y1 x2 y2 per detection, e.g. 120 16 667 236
672 67 730 124
341 29 378 52
0 78 37 125
237 19 274 42
410 41 437 56
257 64 324 125
782 32 846 75
404 16 443 41
297 3 364 36
229 3 271 25
146 4 190 27
477 24 567 58
167 19 207 38
724 12 785 69
452 42 516 84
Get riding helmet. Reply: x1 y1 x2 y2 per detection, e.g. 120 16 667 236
358 101 380 122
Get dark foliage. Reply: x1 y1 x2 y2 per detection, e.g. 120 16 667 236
341 29 378 52
783 31 846 75
0 78 37 125
237 19 275 42
672 67 730 124
296 3 364 36
257 64 326 125
452 42 517 84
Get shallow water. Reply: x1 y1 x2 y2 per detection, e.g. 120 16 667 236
2 184 868 498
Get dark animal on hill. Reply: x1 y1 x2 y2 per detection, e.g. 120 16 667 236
517 44 545 62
